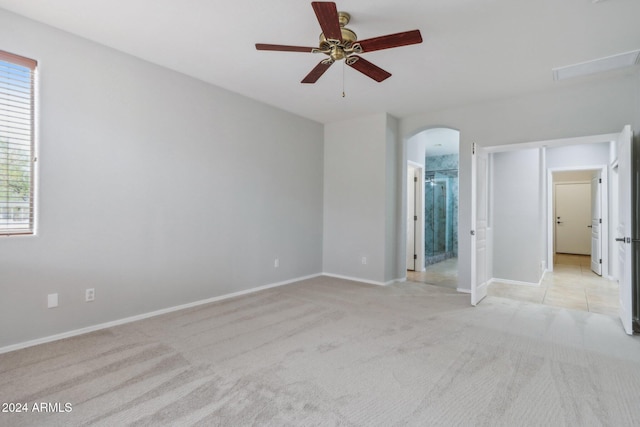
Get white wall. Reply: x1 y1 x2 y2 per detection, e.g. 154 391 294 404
546 143 610 170
400 74 638 291
407 134 427 166
0 10 324 348
323 113 400 284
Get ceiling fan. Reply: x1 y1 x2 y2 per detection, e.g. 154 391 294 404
255 1 423 84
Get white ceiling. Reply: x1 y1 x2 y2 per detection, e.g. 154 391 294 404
1 0 639 124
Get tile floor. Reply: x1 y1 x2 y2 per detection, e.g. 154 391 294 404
488 254 619 317
407 254 619 317
407 258 459 290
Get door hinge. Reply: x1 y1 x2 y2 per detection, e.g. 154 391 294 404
599 259 602 264
414 254 417 260
470 230 476 236
472 143 476 155
599 178 602 184
414 215 418 221
414 176 417 182
599 218 602 224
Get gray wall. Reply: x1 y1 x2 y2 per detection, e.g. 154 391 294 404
385 115 401 282
323 113 400 284
0 10 324 348
492 149 543 283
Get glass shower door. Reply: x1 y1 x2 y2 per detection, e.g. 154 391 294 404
425 173 447 265
425 171 458 266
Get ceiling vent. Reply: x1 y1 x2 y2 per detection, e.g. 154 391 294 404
552 49 640 81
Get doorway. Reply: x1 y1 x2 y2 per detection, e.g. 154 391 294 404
406 128 459 290
549 166 608 277
555 182 591 255
425 170 458 266
478 135 624 324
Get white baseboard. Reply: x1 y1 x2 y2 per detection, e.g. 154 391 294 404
0 273 322 355
321 272 396 287
490 274 545 287
462 272 548 296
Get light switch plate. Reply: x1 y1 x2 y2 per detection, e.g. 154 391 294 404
48 293 58 308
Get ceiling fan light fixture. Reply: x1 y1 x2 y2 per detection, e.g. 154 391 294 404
255 2 423 84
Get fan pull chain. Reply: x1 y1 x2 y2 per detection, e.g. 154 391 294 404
342 60 346 98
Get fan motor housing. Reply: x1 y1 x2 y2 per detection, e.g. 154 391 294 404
320 27 357 46
318 12 357 61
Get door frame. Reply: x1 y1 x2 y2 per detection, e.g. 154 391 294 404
481 133 617 281
553 181 592 255
591 171 603 275
547 165 608 274
407 161 425 271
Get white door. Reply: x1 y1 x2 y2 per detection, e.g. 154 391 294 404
555 183 591 255
471 143 489 306
615 125 633 335
590 172 602 275
406 166 417 270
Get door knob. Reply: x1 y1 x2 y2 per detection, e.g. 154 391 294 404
615 237 626 242
556 221 563 224
587 225 592 228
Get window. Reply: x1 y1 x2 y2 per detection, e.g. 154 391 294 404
0 50 36 236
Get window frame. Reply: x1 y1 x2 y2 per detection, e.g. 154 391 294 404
0 50 37 236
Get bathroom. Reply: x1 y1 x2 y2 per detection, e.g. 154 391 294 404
424 155 458 266
406 127 459 287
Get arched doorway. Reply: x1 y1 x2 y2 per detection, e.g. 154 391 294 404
405 127 460 290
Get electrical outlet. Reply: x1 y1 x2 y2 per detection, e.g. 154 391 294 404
47 293 58 308
274 258 279 268
85 288 95 302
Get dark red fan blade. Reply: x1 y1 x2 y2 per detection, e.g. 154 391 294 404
347 56 391 82
357 30 423 53
301 60 334 83
312 2 342 42
256 44 316 53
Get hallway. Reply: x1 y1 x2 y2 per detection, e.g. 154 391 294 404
488 254 619 317
407 255 618 318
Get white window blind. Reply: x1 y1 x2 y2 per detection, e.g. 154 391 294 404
0 50 36 236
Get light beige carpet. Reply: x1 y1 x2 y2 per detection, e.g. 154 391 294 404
2 276 640 426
